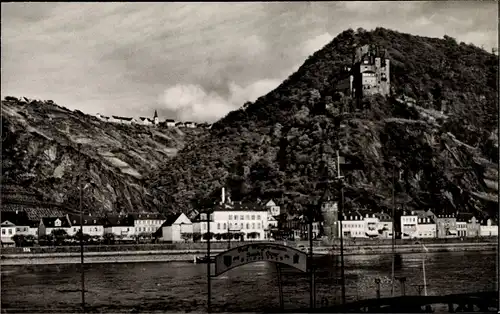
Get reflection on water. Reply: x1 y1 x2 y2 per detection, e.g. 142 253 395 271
1 251 496 312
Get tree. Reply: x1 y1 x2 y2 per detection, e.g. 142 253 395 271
51 229 68 246
180 232 193 243
103 233 115 245
12 234 26 247
192 232 202 242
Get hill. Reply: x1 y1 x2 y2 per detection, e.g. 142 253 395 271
1 97 208 214
148 27 498 219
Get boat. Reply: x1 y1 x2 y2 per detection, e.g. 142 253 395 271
192 255 215 264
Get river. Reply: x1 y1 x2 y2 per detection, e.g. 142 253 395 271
1 251 496 313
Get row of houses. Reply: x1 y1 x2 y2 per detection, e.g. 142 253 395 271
95 110 211 129
1 189 497 246
0 192 281 246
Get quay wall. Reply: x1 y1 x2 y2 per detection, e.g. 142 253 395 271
1 242 496 266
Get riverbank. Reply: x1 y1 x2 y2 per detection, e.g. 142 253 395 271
1 242 496 266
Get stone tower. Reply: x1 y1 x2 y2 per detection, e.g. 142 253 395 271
320 188 339 245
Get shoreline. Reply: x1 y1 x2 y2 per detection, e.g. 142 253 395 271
1 242 496 266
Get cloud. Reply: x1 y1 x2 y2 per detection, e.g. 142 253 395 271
1 2 497 123
161 78 282 123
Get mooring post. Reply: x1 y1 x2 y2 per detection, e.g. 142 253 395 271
375 278 381 299
275 263 284 310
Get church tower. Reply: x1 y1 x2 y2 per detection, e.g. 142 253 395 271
153 110 159 125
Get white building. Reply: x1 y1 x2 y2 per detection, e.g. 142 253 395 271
39 216 72 237
110 116 136 125
165 119 176 128
480 219 498 237
139 117 153 125
264 199 281 216
456 220 467 237
129 213 166 235
103 215 135 240
67 214 105 237
363 213 379 238
400 211 418 239
193 188 269 241
417 216 436 238
185 121 196 128
374 212 393 238
155 213 193 242
340 211 366 238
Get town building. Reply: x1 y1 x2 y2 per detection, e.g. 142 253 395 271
128 212 166 235
334 44 390 99
435 213 458 238
340 211 366 238
67 214 105 237
184 121 196 128
1 211 37 240
139 117 154 125
374 212 393 238
416 214 436 238
165 119 176 128
193 188 269 241
155 213 193 242
103 215 135 240
175 122 185 128
264 199 281 216
110 116 136 125
39 216 72 237
465 215 480 238
400 211 418 239
479 218 498 237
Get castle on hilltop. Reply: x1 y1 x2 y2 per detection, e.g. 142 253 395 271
334 44 391 99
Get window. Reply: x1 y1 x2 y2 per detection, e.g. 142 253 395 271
240 215 244 220
252 223 255 229
240 223 243 229
258 223 261 229
8 229 12 235
201 214 207 220
246 223 250 229
1 229 5 235
229 215 233 220
251 215 255 220
257 215 261 220
16 228 20 232
74 227 77 232
223 223 226 229
217 223 220 230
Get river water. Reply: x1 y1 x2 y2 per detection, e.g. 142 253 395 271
1 251 496 313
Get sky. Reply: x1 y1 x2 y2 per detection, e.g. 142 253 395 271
2 2 498 123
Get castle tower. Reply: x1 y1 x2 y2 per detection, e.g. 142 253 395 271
153 110 159 125
320 188 339 245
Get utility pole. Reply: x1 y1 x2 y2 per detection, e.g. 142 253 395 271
391 163 396 297
78 143 85 313
207 209 211 313
337 150 346 305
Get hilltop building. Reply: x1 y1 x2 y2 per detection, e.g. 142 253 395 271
334 44 391 99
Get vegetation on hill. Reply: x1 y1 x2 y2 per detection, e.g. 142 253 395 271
2 97 208 214
148 27 498 219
